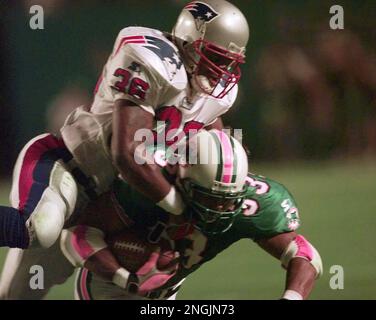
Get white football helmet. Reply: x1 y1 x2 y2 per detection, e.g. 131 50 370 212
176 129 249 234
172 0 250 98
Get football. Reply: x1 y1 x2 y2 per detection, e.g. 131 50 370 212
107 230 178 273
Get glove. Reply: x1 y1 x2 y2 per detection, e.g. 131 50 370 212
126 248 179 296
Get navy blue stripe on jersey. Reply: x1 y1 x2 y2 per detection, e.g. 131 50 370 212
54 146 73 163
70 168 98 200
21 145 97 218
21 150 59 218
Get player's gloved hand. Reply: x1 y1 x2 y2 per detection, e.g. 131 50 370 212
126 248 179 296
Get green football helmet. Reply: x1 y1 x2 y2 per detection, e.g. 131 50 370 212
177 129 249 234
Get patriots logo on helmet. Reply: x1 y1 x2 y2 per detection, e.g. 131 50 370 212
185 1 219 30
144 36 183 79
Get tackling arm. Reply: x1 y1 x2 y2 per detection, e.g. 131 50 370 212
111 100 185 215
257 232 323 300
60 191 131 288
60 225 134 289
60 192 178 295
61 225 178 295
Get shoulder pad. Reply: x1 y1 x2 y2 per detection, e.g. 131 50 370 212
232 173 301 240
114 27 188 90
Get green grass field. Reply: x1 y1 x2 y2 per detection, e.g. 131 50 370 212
1 159 375 300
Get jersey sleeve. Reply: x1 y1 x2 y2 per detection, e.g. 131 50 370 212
104 45 166 116
60 226 107 268
236 174 301 241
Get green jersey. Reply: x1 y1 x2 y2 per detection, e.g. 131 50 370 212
113 173 301 290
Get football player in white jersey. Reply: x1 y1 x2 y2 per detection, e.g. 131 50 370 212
64 0 249 217
0 0 250 299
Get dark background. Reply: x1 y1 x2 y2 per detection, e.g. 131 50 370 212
1 0 375 176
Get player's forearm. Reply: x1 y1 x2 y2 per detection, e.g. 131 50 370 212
284 258 316 299
113 146 171 202
257 233 323 300
111 101 184 214
84 247 122 281
61 225 131 288
280 235 323 300
117 157 184 215
61 226 108 268
113 139 185 215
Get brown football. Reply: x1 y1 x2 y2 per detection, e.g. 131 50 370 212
107 230 178 273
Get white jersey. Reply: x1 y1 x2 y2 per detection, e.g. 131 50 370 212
61 26 238 194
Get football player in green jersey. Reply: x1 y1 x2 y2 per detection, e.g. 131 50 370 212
61 129 323 300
